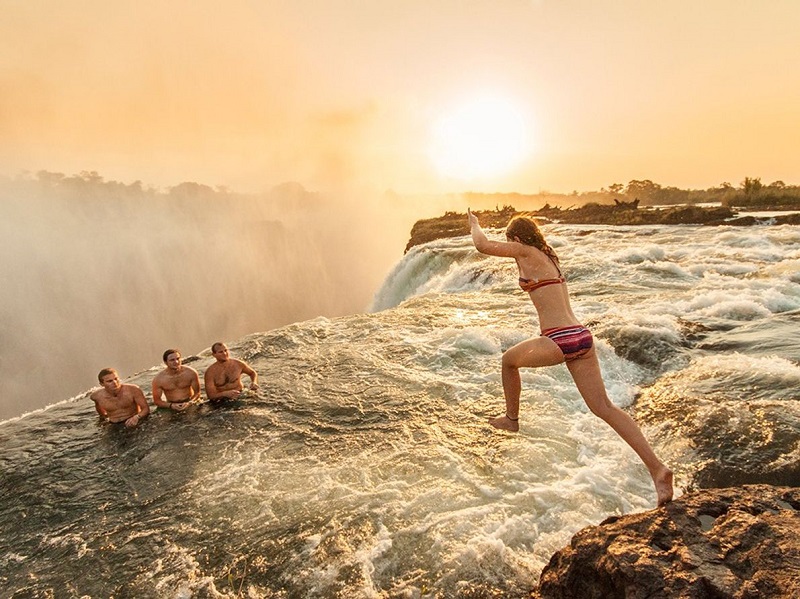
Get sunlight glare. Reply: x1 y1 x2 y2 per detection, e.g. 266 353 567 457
430 95 530 181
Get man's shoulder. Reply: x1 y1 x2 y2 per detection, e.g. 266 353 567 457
89 389 104 401
182 365 200 377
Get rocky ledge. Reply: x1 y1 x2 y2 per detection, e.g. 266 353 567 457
532 485 800 599
406 205 800 252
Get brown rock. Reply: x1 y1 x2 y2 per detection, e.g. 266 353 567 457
404 207 521 253
403 204 767 252
532 485 800 599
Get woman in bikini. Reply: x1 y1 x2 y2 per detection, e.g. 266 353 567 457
468 209 673 506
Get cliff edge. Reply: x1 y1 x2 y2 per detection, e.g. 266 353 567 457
405 205 800 252
532 485 800 599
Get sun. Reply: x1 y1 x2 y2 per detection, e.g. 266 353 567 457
430 95 530 181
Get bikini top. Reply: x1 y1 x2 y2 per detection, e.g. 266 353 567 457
518 256 565 292
518 275 565 292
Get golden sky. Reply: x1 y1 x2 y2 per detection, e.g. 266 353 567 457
2 0 799 194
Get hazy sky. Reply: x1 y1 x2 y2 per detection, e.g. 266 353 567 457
2 0 799 194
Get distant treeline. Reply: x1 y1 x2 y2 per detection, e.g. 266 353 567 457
20 169 322 211
13 169 800 212
464 177 800 211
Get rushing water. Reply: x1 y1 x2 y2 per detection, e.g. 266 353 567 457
2 223 799 598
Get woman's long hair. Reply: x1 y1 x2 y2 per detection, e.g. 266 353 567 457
506 216 560 265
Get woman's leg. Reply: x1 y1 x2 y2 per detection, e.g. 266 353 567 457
566 348 673 505
489 336 564 432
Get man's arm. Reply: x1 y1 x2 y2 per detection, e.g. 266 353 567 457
90 392 108 418
189 368 201 401
240 360 259 390
152 375 170 408
124 385 150 427
132 385 150 418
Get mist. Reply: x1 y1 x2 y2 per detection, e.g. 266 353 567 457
0 172 422 421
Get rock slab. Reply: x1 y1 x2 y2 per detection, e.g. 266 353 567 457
532 485 800 599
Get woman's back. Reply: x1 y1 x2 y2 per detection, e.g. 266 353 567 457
513 245 580 331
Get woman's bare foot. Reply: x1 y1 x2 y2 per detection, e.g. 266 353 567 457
653 466 674 506
489 415 519 432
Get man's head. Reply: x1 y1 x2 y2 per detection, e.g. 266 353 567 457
211 342 229 362
98 368 121 391
162 349 181 369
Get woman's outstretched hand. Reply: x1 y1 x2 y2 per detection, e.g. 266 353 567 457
467 208 479 229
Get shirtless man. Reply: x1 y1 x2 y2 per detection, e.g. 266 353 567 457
204 342 259 401
152 348 201 411
90 368 150 427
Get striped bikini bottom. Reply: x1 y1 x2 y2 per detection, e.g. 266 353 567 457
541 325 594 361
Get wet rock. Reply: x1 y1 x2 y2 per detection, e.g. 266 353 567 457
532 485 800 599
404 207 518 253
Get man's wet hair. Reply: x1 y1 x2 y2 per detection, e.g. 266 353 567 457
162 349 181 363
98 367 117 384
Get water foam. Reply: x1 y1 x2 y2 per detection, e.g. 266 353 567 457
370 237 510 311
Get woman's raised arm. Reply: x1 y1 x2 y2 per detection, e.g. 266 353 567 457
468 209 524 258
